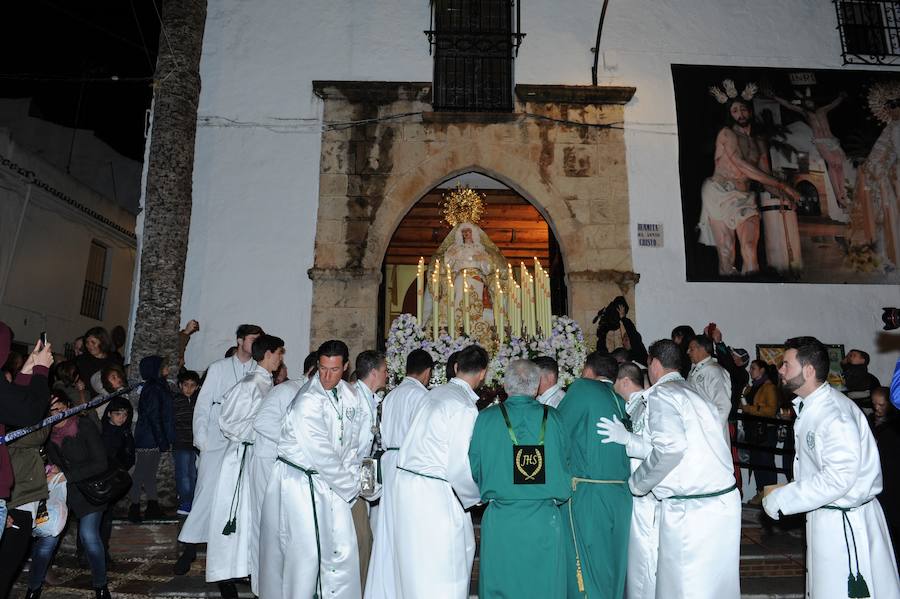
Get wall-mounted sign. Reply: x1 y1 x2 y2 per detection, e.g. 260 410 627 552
637 223 663 248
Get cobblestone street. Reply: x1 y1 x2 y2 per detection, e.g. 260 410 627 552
7 506 807 598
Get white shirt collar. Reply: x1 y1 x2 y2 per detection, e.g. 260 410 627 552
450 377 479 403
652 371 684 388
403 376 428 391
537 383 562 403
692 356 713 370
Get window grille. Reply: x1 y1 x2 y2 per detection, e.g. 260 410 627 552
80 241 108 320
427 0 525 112
835 0 900 65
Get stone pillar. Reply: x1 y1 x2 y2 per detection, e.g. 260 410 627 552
308 267 382 359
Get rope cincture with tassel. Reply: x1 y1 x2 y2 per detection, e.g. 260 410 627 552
0 383 142 445
222 441 253 536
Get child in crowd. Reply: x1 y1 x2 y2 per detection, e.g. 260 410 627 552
130 356 175 522
100 397 135 563
173 370 200 516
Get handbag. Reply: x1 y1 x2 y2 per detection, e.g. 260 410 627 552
76 467 132 505
34 472 68 537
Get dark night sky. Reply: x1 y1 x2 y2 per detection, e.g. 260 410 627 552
0 0 161 160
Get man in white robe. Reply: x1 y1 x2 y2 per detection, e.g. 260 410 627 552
630 339 741 599
687 334 732 439
206 335 284 586
764 337 900 599
598 361 659 599
365 349 433 599
351 350 386 590
176 324 262 585
533 356 566 408
392 344 487 599
259 340 369 599
247 352 318 595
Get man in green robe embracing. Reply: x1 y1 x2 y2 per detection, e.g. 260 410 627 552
559 352 633 598
469 359 571 599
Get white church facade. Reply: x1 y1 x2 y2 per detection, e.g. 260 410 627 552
166 0 900 378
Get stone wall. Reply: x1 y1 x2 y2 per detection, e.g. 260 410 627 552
310 81 637 355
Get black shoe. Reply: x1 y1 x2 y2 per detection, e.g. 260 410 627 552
24 587 42 599
173 545 197 575
217 581 238 599
127 503 142 523
93 585 111 599
144 500 164 520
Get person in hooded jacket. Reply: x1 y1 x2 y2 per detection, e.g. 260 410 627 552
100 397 135 563
0 321 53 544
129 356 176 522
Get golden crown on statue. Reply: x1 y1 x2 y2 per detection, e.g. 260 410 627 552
441 183 486 226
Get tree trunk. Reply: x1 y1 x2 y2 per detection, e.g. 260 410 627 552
128 0 207 381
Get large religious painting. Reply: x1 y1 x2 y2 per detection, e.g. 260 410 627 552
673 64 900 284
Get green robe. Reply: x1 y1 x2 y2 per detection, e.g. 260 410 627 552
558 378 632 599
469 395 572 599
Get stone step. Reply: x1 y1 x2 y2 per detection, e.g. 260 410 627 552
14 510 808 598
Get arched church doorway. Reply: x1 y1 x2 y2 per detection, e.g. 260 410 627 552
378 172 567 344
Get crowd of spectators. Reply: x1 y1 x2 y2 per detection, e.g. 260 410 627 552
0 305 896 597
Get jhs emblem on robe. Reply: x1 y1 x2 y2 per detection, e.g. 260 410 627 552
345 407 356 421
513 445 545 485
806 431 816 450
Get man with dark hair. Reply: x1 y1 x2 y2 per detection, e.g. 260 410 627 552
533 356 565 408
302 351 318 379
246 347 318 593
352 350 387 590
177 323 263 593
206 335 284 589
765 337 900 599
600 361 658 599
367 348 433 598
623 339 740 599
687 334 732 438
557 351 631 597
842 348 881 410
445 350 460 382
393 344 487 597
259 339 371 599
582 351 619 382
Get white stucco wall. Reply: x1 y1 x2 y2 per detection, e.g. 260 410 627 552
182 0 899 379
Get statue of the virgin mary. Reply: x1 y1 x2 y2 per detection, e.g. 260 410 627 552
423 186 508 347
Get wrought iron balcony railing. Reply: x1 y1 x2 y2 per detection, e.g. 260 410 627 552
835 0 900 65
80 280 107 321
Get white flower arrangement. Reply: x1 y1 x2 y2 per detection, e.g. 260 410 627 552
385 314 586 391
486 315 586 388
384 314 476 389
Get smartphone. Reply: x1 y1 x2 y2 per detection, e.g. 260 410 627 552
38 332 47 351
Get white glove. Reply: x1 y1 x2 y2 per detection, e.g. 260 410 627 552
762 492 781 520
596 416 629 445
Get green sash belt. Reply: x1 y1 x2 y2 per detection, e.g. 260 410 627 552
384 447 399 451
222 441 253 535
397 465 447 482
669 484 736 500
277 457 322 599
822 499 874 598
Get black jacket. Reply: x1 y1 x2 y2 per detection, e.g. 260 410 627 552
47 416 109 517
101 397 135 470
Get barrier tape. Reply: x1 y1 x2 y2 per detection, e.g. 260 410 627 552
0 383 142 445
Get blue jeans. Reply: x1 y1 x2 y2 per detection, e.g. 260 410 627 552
0 499 5 543
78 510 107 588
173 449 198 511
28 534 61 590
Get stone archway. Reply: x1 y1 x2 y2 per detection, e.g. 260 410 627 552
309 81 639 356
